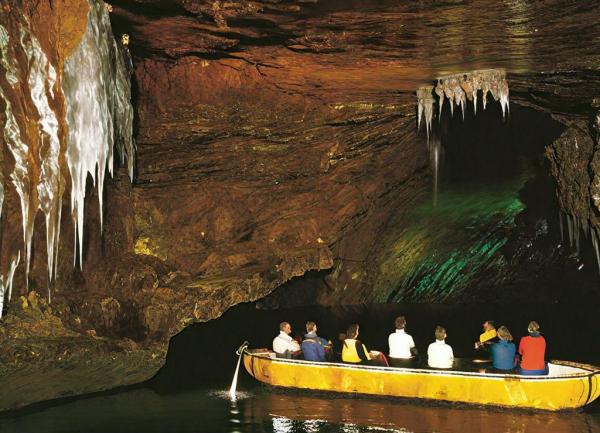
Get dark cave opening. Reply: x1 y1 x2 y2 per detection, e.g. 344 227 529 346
381 100 600 303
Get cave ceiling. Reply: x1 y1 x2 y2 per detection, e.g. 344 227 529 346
2 0 600 347
109 0 600 107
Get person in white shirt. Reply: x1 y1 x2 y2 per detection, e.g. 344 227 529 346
272 321 300 358
388 316 416 359
427 326 454 369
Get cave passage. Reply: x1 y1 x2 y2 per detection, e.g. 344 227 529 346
375 101 593 303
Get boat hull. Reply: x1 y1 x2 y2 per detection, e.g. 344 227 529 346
243 351 600 411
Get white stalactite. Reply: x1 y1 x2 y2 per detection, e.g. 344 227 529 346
20 26 63 284
416 69 510 204
0 253 20 319
416 86 434 142
62 0 136 268
418 69 510 127
0 0 135 304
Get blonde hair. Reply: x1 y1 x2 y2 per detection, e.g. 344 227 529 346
434 326 446 340
279 322 290 331
497 326 513 341
527 321 540 333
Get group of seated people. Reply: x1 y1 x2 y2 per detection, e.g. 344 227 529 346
272 316 547 375
478 319 548 375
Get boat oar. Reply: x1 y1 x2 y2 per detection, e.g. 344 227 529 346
229 341 249 401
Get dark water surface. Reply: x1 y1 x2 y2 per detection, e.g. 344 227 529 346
2 302 600 433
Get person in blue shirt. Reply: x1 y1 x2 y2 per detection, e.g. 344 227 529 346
490 326 516 372
301 321 331 362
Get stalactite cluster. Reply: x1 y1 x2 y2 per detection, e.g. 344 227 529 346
417 69 510 138
0 0 135 306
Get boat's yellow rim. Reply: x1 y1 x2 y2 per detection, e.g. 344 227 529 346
243 349 600 382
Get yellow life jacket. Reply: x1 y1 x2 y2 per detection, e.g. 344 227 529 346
342 339 371 363
479 329 497 343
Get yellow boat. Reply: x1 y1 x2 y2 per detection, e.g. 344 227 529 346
242 347 600 411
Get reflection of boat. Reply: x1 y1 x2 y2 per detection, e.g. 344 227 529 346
244 391 600 433
242 348 600 411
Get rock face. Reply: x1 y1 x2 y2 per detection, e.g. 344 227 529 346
1 0 600 409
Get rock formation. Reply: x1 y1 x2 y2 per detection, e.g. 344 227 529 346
0 0 599 409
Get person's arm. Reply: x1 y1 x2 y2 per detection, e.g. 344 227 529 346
356 340 370 361
319 337 330 347
317 343 326 361
291 339 301 352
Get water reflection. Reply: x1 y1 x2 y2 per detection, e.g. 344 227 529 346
1 385 598 433
246 391 600 433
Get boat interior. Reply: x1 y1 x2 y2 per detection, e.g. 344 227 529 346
247 349 598 378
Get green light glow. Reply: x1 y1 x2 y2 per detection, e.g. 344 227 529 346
373 175 526 302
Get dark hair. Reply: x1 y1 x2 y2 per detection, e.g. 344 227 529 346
306 321 316 333
346 324 359 339
484 320 496 329
434 326 446 340
395 316 406 330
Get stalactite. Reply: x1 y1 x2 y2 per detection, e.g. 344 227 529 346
558 211 564 243
416 69 510 206
20 25 63 284
566 214 573 247
63 0 136 267
416 69 510 139
0 0 136 302
574 217 580 255
0 253 20 319
416 86 434 142
592 228 600 275
431 135 441 207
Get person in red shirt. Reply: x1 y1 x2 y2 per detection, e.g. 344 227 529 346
517 321 548 375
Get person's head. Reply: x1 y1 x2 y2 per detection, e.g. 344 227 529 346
306 321 317 334
527 321 540 333
395 316 406 330
483 320 496 331
434 326 447 341
279 321 291 335
497 326 513 341
346 323 359 339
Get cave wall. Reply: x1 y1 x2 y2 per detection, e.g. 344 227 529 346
0 0 599 347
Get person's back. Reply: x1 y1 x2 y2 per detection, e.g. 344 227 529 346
518 321 547 374
427 326 454 369
301 321 329 362
475 320 498 350
388 316 416 359
342 324 371 364
490 326 516 371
